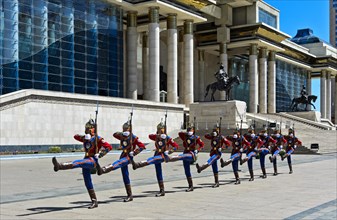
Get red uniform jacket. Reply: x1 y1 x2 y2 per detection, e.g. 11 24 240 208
284 135 302 151
204 134 231 156
226 135 250 154
113 132 145 158
178 132 204 153
74 134 112 158
149 134 179 155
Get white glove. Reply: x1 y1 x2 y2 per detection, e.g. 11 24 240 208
254 147 258 151
239 148 243 153
129 151 134 157
268 146 271 150
294 145 297 149
85 134 91 140
279 145 283 149
94 153 100 159
164 150 169 156
160 134 167 139
218 148 222 153
194 150 198 155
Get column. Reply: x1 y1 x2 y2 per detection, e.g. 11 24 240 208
148 7 160 102
198 50 205 101
249 44 258 113
183 20 194 106
326 71 332 121
219 43 227 100
167 13 178 104
126 11 138 99
267 51 276 113
306 71 312 111
142 32 149 100
178 29 184 104
335 76 337 124
259 47 267 113
320 70 327 118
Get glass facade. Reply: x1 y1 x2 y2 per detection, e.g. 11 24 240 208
275 60 307 112
0 0 124 97
229 58 249 109
258 8 277 28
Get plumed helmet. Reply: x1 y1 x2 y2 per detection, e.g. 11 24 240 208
123 121 131 130
157 122 165 131
248 125 254 133
220 64 224 69
288 128 293 133
85 119 95 129
187 123 194 132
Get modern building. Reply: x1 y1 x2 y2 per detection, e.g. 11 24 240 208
1 0 337 127
331 0 337 47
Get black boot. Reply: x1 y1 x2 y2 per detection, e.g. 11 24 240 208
88 189 98 209
124 184 133 202
261 167 267 179
132 160 148 170
273 163 278 176
186 177 194 192
234 172 240 185
249 169 254 181
168 156 180 162
220 158 231 168
281 154 288 161
52 157 73 172
240 158 248 165
288 163 293 174
196 163 209 173
212 173 219 188
155 181 165 197
97 164 114 176
269 156 273 163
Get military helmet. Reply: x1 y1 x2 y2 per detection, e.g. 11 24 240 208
123 121 131 130
187 123 194 132
85 119 95 129
157 122 165 130
288 128 294 133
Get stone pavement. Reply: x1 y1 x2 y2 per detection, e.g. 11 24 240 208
1 151 336 219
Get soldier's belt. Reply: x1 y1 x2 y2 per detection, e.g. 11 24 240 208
213 147 217 151
124 149 127 153
158 149 162 152
187 147 190 150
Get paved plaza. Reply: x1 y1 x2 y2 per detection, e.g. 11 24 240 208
1 151 336 219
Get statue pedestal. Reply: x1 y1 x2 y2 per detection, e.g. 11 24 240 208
287 111 321 122
189 100 248 130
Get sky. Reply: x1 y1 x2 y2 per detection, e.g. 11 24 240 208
264 0 330 111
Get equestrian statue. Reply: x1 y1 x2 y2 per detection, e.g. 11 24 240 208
204 64 240 101
289 85 317 111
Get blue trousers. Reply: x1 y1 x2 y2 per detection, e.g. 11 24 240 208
206 154 221 174
230 153 241 172
174 153 195 178
72 157 97 190
107 156 131 185
286 149 294 164
245 151 257 170
146 154 168 182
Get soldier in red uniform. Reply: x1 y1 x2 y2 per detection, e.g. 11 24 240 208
241 128 263 181
220 131 250 184
131 122 179 197
169 125 204 192
195 124 230 187
269 130 287 175
257 130 277 178
52 119 112 209
282 128 302 174
97 121 145 202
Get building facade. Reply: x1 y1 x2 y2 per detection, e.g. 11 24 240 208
1 0 337 121
331 0 337 47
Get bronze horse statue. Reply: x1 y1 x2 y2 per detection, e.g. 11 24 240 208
204 75 240 101
289 95 317 111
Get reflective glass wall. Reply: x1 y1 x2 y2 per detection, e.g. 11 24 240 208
229 57 249 109
0 0 124 97
275 60 307 112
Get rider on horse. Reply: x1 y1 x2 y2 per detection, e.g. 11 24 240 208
300 85 308 103
214 64 229 84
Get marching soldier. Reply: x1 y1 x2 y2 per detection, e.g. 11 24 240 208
220 131 250 184
257 130 276 178
169 124 204 192
97 121 145 202
282 128 302 174
242 128 263 181
269 130 287 175
52 119 112 209
196 124 230 188
131 122 179 197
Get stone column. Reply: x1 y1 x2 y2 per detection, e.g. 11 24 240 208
267 51 276 113
320 70 327 118
306 71 312 111
148 7 160 102
259 47 267 113
126 11 138 99
178 29 184 104
198 50 205 101
142 32 149 100
167 14 178 104
183 20 194 106
249 44 258 113
219 43 228 100
326 71 332 121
